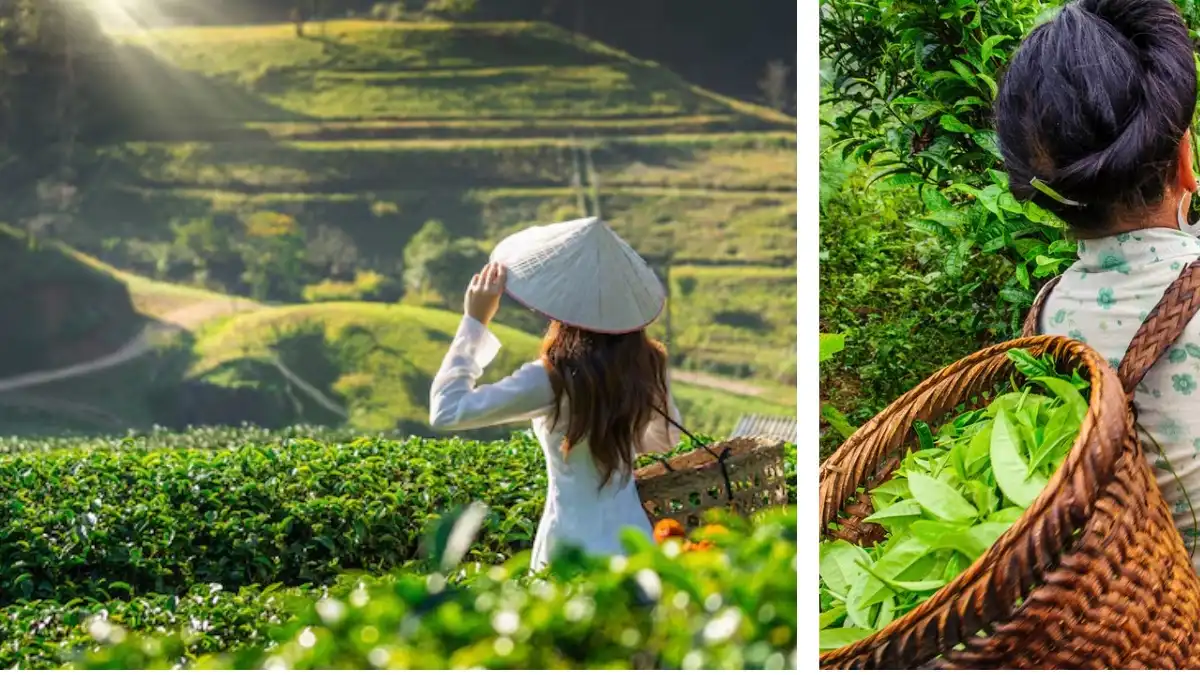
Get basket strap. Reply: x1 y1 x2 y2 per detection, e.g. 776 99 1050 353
1020 275 1062 338
1021 261 1200 397
650 405 736 502
1117 258 1200 396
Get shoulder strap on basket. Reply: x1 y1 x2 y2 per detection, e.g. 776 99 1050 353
649 405 735 502
1021 275 1063 338
1117 258 1200 396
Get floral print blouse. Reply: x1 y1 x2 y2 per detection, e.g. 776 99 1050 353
1034 227 1200 569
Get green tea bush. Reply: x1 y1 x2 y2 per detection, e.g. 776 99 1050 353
820 0 1071 332
70 510 797 670
0 432 797 605
819 164 1008 458
0 582 308 669
0 435 546 604
820 0 1200 332
0 424 387 454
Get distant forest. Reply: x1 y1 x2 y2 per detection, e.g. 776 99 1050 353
146 0 798 113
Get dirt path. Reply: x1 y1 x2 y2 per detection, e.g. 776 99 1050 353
670 370 766 398
0 298 261 395
0 294 767 424
0 293 351 427
268 356 349 420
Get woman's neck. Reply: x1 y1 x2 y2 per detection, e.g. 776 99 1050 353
1074 196 1183 240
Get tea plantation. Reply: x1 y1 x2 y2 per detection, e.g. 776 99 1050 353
0 427 797 669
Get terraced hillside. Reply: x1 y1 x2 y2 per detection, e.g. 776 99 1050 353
53 20 796 385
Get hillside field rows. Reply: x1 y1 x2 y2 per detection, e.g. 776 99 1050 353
49 19 795 386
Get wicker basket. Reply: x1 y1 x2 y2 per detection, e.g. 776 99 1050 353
636 436 788 528
819 335 1200 669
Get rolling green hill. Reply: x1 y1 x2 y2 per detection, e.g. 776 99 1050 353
186 301 793 435
43 19 795 385
0 229 788 438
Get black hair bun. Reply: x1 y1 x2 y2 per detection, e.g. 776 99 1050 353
995 0 1196 230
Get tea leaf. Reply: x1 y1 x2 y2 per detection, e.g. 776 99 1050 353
855 538 933 609
862 499 923 532
819 627 875 652
914 421 936 450
987 507 1025 525
820 540 872 596
870 478 911 504
990 409 1048 507
1030 377 1088 423
907 473 978 522
820 605 848 629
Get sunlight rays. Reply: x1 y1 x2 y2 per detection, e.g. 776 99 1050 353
75 0 224 35
83 0 155 33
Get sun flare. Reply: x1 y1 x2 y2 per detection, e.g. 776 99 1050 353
81 0 156 33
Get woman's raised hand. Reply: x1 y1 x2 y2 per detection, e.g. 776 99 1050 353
465 262 507 326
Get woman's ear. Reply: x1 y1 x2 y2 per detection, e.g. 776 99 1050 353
1179 129 1199 193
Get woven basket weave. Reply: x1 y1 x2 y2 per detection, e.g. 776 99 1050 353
636 437 788 528
819 335 1200 669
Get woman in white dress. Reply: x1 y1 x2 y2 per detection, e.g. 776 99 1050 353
428 217 682 570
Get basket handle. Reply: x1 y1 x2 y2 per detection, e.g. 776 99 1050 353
1021 274 1061 338
649 405 735 503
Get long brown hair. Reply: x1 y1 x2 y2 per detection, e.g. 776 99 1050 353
540 320 670 489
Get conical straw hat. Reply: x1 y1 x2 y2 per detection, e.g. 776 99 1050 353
489 217 666 334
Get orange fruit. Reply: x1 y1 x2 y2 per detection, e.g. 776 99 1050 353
654 518 686 544
694 524 729 541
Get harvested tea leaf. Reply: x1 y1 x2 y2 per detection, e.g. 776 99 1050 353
908 473 978 522
991 409 1048 508
820 627 876 651
818 348 1086 652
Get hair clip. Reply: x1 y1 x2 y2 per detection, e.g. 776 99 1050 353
1030 177 1085 207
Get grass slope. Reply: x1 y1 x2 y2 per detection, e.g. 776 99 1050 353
189 301 793 436
0 226 143 380
44 19 795 385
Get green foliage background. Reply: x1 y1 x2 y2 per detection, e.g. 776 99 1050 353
819 0 1200 455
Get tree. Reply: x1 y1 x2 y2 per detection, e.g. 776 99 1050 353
290 2 315 36
240 211 310 301
402 220 487 305
757 60 791 113
370 2 407 21
402 219 452 296
423 238 488 306
306 224 360 280
0 0 112 237
423 0 478 20
170 215 243 287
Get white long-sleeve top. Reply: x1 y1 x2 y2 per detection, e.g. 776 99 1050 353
429 316 683 570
